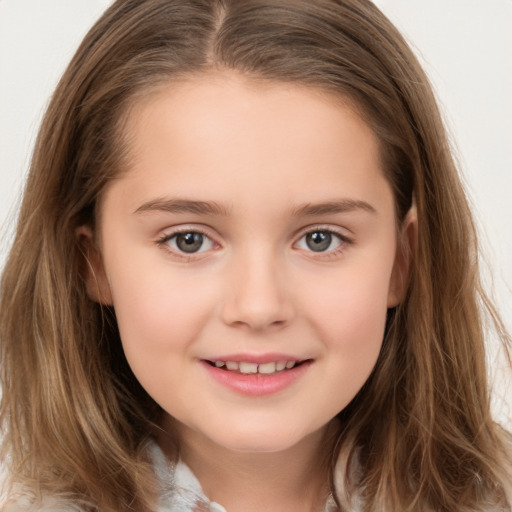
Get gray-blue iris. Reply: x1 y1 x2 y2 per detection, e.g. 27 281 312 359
306 231 331 252
176 232 204 253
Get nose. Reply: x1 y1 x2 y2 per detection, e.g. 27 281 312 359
220 249 294 332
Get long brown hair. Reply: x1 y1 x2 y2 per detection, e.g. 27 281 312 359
1 1 510 510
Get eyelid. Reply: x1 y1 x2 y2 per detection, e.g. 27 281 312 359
294 224 353 242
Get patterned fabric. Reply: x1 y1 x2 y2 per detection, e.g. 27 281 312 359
149 443 226 512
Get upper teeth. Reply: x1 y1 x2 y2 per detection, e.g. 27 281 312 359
213 360 298 374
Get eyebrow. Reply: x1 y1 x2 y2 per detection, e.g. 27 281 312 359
134 198 231 216
134 197 376 218
292 199 377 216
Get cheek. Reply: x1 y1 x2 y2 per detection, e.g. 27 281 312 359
106 259 216 360
303 274 389 415
309 256 391 329
107 266 221 411
325 287 387 370
302 254 394 372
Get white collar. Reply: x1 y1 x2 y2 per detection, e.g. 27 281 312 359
149 442 226 512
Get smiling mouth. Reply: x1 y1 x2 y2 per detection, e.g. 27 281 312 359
203 359 309 375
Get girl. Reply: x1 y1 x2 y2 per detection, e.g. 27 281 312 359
1 0 511 511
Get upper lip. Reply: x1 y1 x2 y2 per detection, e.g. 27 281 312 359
200 353 308 364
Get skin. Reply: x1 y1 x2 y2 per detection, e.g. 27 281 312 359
82 72 414 512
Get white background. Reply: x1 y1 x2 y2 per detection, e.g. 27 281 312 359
0 1 510 424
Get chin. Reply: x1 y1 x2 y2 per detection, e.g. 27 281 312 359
205 422 322 454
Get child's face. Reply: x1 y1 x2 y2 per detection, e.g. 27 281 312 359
89 73 408 455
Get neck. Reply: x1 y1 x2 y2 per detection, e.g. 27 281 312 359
158 419 338 512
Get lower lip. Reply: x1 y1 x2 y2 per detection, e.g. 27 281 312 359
201 361 311 396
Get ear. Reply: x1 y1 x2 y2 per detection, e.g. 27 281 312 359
76 225 113 305
387 205 417 308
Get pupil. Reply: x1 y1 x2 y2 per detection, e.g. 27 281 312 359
306 231 331 252
176 233 203 253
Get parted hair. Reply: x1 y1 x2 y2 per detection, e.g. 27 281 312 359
1 1 510 511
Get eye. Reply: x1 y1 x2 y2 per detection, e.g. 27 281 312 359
296 230 346 253
162 231 215 254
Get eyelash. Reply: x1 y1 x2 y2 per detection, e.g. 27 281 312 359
156 225 353 260
294 225 353 258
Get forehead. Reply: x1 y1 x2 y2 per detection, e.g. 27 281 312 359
122 71 376 160
104 71 392 220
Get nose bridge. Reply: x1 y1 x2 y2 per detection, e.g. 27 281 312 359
221 243 293 331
